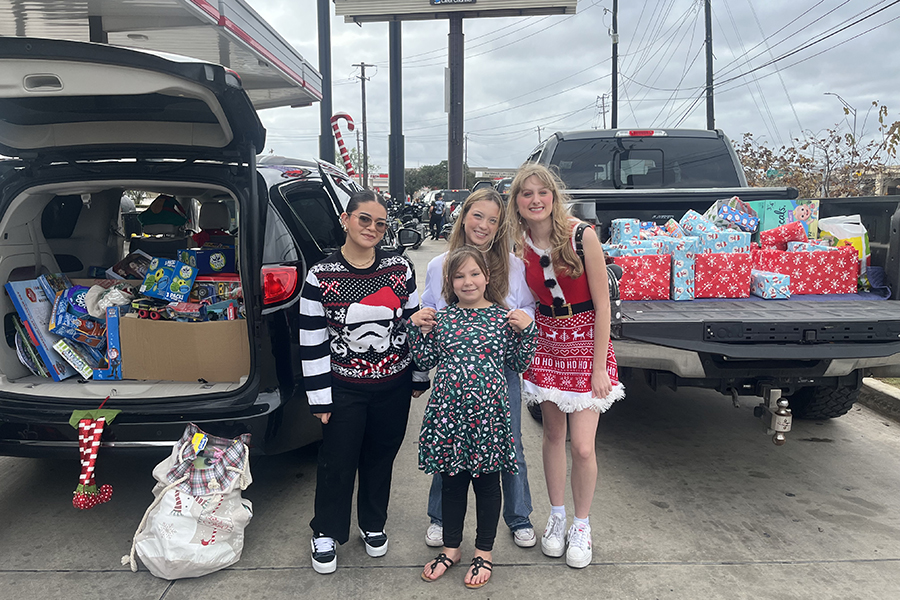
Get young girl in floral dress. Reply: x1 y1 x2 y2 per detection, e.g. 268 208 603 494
410 247 538 589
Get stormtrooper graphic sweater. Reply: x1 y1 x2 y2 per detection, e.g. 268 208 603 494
299 248 429 412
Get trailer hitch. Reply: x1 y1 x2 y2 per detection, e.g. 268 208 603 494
753 386 792 445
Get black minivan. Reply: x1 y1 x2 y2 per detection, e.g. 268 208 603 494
0 37 418 457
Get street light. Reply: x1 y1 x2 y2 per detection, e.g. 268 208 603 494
824 92 858 158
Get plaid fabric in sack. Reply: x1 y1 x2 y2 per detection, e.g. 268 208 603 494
122 424 252 579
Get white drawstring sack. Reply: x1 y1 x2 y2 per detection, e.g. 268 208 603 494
122 424 253 580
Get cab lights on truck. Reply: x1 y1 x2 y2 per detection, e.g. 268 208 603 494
615 130 669 137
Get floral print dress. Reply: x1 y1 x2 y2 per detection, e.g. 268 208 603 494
409 303 538 477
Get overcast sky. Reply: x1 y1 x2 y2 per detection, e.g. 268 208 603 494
251 0 900 171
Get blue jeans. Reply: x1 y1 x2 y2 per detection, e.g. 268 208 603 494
427 367 533 531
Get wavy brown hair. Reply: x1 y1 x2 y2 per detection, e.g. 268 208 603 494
446 188 510 300
441 246 506 308
506 163 584 278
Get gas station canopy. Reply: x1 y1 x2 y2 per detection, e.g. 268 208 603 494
0 0 322 110
333 0 577 23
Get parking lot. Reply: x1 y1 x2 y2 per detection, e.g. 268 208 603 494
1 238 900 599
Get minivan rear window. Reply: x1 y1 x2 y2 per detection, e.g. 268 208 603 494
550 137 741 189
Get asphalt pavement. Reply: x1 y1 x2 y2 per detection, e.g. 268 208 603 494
2 237 900 599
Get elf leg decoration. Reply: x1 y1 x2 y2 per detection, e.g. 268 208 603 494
72 417 113 510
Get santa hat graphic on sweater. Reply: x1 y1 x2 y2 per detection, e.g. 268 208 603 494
345 287 402 325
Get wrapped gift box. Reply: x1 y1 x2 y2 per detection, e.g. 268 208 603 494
759 221 807 251
786 241 835 252
664 218 685 238
660 236 698 301
610 218 640 243
696 230 752 254
751 269 791 299
695 252 752 298
679 209 719 235
603 239 668 258
612 254 672 300
751 246 857 295
718 204 759 232
639 221 666 239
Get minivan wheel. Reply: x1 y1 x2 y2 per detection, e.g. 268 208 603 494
788 386 859 420
527 402 543 423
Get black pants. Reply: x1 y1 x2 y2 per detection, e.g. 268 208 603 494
441 470 501 552
310 378 412 544
429 215 443 239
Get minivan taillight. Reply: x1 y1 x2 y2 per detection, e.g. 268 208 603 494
262 266 298 305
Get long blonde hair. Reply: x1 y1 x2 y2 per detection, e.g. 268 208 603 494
446 188 510 300
441 246 506 307
506 163 584 278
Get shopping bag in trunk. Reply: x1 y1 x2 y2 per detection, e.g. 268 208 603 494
122 424 252 579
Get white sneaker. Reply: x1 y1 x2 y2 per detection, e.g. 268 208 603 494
565 523 592 568
311 535 337 574
513 527 537 548
540 514 567 557
359 528 389 557
425 523 443 547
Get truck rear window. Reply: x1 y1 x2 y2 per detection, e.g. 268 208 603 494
550 137 742 189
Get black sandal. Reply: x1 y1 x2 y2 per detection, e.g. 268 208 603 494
464 556 493 589
421 552 456 582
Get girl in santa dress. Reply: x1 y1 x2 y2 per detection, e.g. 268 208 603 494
506 163 625 569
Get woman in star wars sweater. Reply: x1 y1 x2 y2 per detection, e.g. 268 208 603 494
299 190 429 575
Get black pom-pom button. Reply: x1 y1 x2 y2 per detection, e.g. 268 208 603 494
552 297 564 307
539 255 551 268
544 278 557 289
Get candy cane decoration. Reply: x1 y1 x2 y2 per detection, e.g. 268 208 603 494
330 112 356 176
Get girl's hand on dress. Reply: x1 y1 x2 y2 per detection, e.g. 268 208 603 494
411 307 436 333
506 309 533 332
591 370 613 400
412 390 425 398
315 412 331 424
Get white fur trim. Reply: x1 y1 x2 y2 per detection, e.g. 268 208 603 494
525 235 567 304
522 379 625 414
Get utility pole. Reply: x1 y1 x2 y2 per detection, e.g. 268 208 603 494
463 133 468 165
705 0 715 130
353 62 374 188
317 0 334 163
597 95 608 129
536 126 543 144
611 0 618 129
447 16 465 189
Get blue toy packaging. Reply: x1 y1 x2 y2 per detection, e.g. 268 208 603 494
178 245 236 275
139 258 198 303
93 306 124 381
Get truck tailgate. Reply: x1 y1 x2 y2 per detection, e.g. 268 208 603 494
620 299 900 359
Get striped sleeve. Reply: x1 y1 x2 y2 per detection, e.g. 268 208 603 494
298 269 332 412
402 261 430 390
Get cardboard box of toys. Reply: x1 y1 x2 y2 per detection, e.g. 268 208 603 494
178 245 236 276
118 316 250 383
746 199 820 239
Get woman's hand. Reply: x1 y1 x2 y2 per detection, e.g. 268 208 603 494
506 309 533 333
412 390 425 398
315 412 331 424
591 370 613 400
410 307 437 333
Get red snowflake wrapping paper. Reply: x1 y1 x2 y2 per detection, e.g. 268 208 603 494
694 252 752 298
759 221 807 251
613 254 672 300
751 246 858 295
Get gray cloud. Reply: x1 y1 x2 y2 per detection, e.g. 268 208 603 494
253 0 900 171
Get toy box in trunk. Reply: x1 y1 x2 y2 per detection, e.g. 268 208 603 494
118 315 250 383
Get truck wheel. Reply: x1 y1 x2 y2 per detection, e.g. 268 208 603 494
789 386 859 420
527 402 543 423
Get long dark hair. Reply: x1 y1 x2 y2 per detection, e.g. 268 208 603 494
441 246 506 308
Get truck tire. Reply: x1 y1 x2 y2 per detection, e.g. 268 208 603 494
789 386 859 420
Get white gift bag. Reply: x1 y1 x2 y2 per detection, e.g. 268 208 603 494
122 424 253 580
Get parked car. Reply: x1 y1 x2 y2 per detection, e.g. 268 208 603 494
0 37 420 457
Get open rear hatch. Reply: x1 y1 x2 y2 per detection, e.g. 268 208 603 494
0 37 265 403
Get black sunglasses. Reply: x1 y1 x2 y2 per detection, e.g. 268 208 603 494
350 212 388 232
